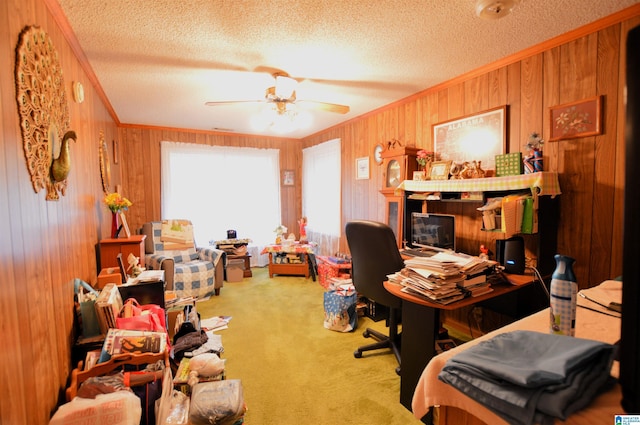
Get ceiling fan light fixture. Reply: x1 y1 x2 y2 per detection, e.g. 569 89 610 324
251 102 310 134
274 75 298 100
475 0 520 20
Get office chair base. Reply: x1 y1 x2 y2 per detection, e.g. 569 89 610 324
354 327 401 368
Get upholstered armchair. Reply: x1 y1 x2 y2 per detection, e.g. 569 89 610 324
141 220 225 298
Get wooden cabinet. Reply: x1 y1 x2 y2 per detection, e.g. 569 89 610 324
99 235 146 269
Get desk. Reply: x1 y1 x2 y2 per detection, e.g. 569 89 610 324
411 305 621 425
384 274 536 415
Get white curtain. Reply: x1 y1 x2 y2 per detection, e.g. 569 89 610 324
161 141 280 266
302 138 341 256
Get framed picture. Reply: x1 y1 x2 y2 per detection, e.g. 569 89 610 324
356 156 370 180
433 105 507 172
119 211 131 238
413 170 427 181
430 160 452 180
549 95 602 141
282 170 294 186
116 253 128 283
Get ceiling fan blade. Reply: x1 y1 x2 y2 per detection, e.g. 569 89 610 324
205 100 263 106
297 100 350 114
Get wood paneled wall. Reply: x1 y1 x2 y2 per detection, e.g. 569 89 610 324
1 0 639 423
304 10 640 290
1 1 119 423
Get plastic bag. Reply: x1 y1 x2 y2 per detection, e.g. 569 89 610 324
323 290 358 332
189 380 246 425
189 353 226 378
74 278 100 338
156 366 190 424
116 298 165 333
49 391 141 425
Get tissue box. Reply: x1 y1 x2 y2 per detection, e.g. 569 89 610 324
495 152 523 176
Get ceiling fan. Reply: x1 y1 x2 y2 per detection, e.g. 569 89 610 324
205 72 350 115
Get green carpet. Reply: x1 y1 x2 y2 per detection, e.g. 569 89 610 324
195 267 423 425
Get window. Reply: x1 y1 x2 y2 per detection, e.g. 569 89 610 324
161 142 281 257
302 138 341 255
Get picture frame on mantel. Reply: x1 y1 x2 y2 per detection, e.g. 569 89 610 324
549 95 602 141
433 105 507 172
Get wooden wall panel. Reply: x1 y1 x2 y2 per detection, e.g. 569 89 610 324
2 0 119 423
2 2 640 423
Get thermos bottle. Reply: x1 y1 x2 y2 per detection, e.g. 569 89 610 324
549 254 577 336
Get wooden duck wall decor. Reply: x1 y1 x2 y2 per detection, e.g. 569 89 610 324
15 26 77 200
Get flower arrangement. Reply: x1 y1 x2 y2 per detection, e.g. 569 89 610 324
525 132 544 151
416 150 435 169
104 192 132 213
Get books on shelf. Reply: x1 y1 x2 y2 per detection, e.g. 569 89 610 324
94 283 123 334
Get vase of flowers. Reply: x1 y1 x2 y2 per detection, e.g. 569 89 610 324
416 149 435 177
104 192 132 238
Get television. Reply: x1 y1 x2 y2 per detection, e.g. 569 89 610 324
620 23 640 413
410 212 456 251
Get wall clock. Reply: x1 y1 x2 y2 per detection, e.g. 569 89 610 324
379 146 420 193
373 143 384 165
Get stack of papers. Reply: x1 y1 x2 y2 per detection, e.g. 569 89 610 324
390 252 496 304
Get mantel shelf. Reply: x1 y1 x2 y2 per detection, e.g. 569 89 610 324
397 171 561 197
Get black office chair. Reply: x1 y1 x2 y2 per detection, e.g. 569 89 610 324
345 220 405 370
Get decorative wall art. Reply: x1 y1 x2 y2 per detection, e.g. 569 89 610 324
15 26 76 200
283 170 295 186
99 131 111 194
433 106 507 172
549 96 602 141
355 156 370 180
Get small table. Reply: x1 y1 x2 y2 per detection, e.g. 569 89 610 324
226 254 252 277
261 243 316 278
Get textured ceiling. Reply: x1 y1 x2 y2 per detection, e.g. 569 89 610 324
55 0 639 138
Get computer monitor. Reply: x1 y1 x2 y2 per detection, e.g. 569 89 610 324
410 212 456 251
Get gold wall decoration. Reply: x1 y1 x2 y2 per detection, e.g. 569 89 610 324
99 131 112 194
15 26 76 200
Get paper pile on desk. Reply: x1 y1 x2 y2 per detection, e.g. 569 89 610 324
390 252 494 304
438 330 616 425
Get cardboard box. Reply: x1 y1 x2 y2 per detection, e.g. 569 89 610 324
226 266 244 282
495 152 523 176
97 268 122 289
